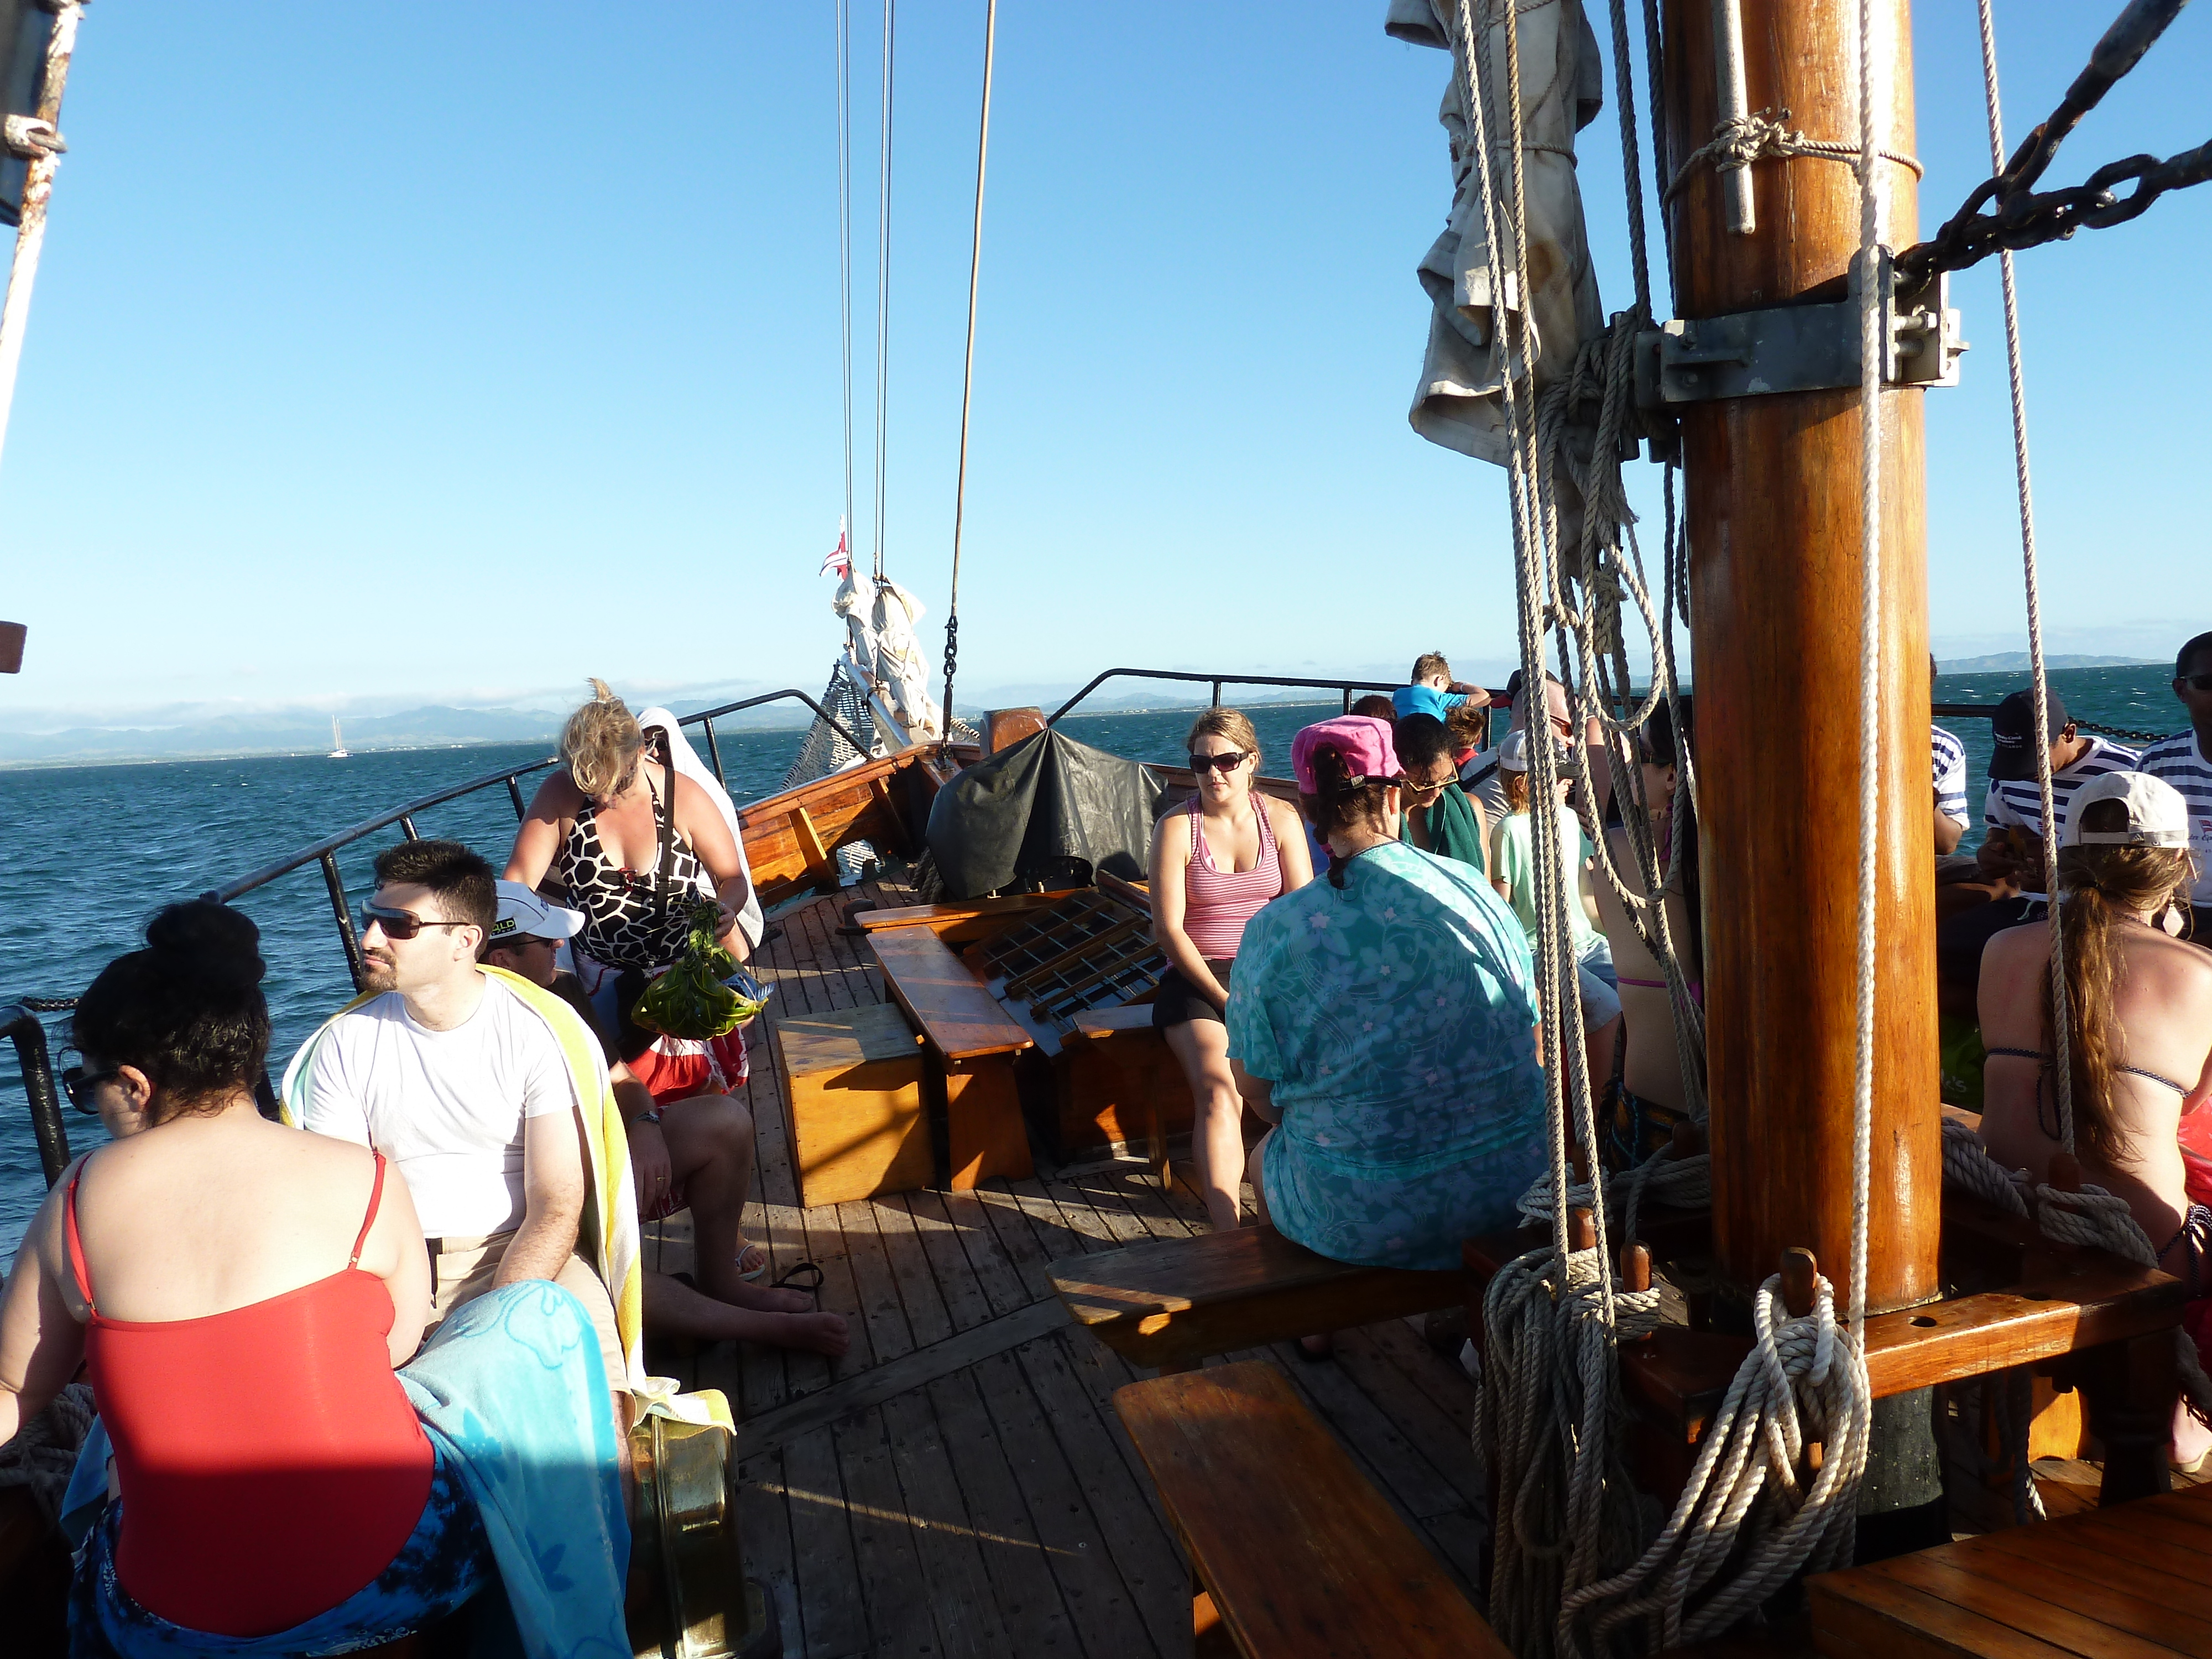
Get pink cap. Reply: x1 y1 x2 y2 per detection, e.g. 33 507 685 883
1291 716 1402 794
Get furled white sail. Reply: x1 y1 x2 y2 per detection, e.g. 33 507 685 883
1387 0 1606 467
832 562 944 748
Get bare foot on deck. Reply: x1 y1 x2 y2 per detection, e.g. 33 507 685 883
644 1269 849 1355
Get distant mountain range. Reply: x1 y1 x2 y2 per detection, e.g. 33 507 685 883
1934 654 2163 675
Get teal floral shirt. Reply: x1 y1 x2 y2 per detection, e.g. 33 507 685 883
1226 839 1546 1269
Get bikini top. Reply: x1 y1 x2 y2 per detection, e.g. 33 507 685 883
67 1154 434 1637
1984 1046 2192 1097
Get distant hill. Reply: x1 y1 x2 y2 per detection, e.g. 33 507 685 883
1936 654 2162 675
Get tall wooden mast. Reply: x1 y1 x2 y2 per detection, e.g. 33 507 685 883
1661 0 1942 1318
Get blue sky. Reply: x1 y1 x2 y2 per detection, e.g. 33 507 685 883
1 1 2206 728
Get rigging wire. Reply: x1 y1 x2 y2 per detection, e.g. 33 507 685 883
870 0 895 582
940 0 999 740
837 0 855 565
1978 0 2074 1152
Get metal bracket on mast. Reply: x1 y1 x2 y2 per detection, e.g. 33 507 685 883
1633 250 1965 409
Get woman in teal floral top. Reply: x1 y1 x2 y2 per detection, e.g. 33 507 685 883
1227 716 1547 1272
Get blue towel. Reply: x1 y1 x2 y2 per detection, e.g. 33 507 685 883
64 1281 629 1659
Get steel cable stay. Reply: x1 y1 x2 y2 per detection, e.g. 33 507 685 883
938 0 998 747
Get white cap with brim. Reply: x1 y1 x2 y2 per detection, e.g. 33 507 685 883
1499 729 1532 772
2059 770 2191 849
491 879 586 945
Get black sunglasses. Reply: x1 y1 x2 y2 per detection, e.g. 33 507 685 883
1189 750 1249 775
360 902 474 941
61 1063 120 1113
2180 672 2212 692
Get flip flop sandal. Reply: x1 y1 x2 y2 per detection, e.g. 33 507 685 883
734 1240 770 1283
772 1261 826 1295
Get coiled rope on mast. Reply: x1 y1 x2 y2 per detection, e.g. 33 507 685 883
940 0 998 744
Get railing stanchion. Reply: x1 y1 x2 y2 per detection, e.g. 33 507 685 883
3 1005 70 1187
1211 680 1222 708
399 815 420 840
508 777 529 821
321 852 366 992
702 716 726 788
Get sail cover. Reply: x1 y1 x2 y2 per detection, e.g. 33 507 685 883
926 728 1168 900
1387 0 1606 466
834 566 945 744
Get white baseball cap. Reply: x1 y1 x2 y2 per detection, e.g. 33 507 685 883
489 879 585 945
2059 771 2191 849
1498 729 1533 773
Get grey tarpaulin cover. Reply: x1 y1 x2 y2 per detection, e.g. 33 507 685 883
1387 0 1606 466
926 728 1169 899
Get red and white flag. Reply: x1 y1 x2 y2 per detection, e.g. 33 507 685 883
820 519 852 579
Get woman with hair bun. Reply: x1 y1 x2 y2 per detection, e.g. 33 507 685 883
1978 772 2212 1468
1224 716 1546 1291
1 902 629 1653
1149 707 1312 1231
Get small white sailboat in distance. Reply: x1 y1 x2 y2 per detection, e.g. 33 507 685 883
327 717 349 759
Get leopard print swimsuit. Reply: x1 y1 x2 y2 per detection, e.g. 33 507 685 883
560 776 708 971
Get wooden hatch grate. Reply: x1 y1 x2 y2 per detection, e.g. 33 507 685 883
977 888 1166 1032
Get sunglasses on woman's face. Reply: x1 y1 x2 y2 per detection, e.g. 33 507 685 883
1190 750 1249 775
61 1063 120 1112
359 902 473 942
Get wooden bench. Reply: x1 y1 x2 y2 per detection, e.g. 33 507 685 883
1114 1361 1509 1658
1808 1478 2212 1656
775 1005 930 1207
1050 1224 1466 1374
1062 1003 1186 1167
865 922 1034 1188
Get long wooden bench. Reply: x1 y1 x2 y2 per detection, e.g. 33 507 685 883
1050 1223 1465 1374
865 922 1034 1187
1808 1478 2212 1656
1114 1361 1508 1658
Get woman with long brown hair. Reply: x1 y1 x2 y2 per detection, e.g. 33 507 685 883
1978 771 2212 1464
1148 707 1312 1231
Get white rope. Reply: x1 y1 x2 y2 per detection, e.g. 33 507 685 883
943 0 998 704
869 0 895 582
1515 1149 1712 1255
836 0 855 567
1975 0 2074 1152
1559 1274 1868 1653
1662 107 1922 205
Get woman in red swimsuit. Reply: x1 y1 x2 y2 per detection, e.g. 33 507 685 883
0 902 490 1650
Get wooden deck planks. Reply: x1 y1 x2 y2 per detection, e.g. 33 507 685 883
635 883 1632 1657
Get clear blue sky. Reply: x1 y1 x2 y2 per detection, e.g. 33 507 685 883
2 1 2206 726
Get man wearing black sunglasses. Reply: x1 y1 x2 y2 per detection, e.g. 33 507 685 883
2142 629 2212 940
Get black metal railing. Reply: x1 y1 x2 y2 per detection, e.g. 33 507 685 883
1046 669 1404 726
679 688 866 789
4 1002 71 1186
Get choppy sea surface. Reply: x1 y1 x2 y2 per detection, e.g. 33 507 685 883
0 666 2184 1251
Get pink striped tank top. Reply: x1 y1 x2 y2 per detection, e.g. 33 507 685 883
1181 797 1282 960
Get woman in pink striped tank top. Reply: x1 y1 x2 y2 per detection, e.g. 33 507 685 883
1149 708 1313 1230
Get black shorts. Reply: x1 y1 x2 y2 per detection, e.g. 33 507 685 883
1152 959 1233 1028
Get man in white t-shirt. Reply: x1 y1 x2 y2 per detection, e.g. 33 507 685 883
2141 629 2212 940
289 839 628 1396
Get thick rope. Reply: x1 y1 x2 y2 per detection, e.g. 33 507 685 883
1976 0 2074 1153
836 0 855 571
1663 107 1922 205
940 0 998 739
869 0 895 582
1516 1150 1713 1256
1559 1274 1868 1653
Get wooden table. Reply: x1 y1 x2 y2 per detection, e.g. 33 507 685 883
865 922 1033 1187
1809 1480 2212 1656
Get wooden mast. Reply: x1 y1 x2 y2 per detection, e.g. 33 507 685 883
1660 0 1941 1319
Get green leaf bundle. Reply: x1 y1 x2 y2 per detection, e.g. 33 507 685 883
629 898 766 1041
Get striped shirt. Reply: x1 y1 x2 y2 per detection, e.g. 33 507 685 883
1931 726 1968 827
2138 729 2212 905
1982 733 2140 847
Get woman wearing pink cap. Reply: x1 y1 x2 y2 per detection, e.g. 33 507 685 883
1978 770 2212 1468
1149 708 1313 1231
1223 716 1547 1279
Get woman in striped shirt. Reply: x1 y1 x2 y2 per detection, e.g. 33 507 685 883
1149 708 1313 1230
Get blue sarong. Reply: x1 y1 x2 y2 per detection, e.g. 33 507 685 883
66 1281 630 1659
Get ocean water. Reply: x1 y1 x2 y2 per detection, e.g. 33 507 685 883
0 667 2186 1251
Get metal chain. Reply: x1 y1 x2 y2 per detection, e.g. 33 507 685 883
1901 0 2202 281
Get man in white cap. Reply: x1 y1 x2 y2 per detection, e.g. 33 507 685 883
485 880 847 1357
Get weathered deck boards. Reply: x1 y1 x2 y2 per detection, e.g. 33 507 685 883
640 880 1489 1659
